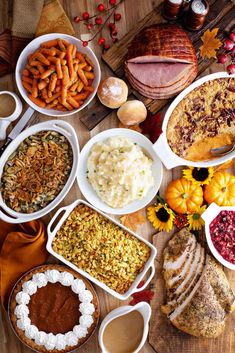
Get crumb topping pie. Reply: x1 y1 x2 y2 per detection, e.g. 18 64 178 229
9 265 99 353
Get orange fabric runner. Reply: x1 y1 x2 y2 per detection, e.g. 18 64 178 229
0 220 48 310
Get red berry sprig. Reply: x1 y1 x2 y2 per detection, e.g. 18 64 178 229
217 30 235 74
73 0 124 49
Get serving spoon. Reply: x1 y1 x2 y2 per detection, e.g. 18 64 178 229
210 144 235 157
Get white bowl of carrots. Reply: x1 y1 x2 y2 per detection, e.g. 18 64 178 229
15 33 101 117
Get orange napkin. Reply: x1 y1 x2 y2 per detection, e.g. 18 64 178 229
0 220 48 310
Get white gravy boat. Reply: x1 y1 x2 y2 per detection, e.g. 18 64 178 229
98 302 151 353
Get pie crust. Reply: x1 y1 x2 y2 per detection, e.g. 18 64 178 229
9 264 100 353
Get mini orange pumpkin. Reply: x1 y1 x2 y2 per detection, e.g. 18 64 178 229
165 178 203 214
204 171 235 206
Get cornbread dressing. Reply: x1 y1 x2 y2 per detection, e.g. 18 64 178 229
167 77 235 161
52 204 151 294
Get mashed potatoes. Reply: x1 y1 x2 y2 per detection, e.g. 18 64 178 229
87 136 154 208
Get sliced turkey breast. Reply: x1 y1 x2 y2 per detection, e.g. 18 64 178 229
163 228 196 271
161 246 205 315
163 231 196 286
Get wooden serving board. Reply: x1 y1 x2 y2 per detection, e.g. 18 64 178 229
149 228 235 353
81 0 235 130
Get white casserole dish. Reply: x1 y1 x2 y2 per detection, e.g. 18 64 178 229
153 72 235 169
15 33 101 117
46 199 157 300
201 202 235 271
0 120 79 223
77 128 163 215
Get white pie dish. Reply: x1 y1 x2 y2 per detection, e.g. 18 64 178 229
201 202 235 271
46 199 157 300
77 128 163 215
15 33 101 117
153 71 235 169
0 120 79 223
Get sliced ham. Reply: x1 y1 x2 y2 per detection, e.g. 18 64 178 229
126 65 196 99
126 62 192 88
125 24 198 99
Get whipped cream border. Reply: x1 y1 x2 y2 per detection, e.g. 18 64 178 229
14 269 95 351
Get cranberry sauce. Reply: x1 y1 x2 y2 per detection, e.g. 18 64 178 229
209 210 235 264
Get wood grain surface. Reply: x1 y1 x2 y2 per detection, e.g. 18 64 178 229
0 1 235 353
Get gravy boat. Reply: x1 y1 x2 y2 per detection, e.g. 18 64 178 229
98 302 151 353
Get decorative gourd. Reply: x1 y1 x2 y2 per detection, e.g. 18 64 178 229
165 178 203 214
204 172 235 206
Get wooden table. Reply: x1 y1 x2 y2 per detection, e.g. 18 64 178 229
0 1 234 353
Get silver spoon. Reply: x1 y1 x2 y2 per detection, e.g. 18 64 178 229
210 144 235 157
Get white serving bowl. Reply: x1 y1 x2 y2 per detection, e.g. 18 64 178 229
0 120 79 223
47 199 157 300
77 128 163 215
153 72 235 169
15 33 101 117
201 202 235 271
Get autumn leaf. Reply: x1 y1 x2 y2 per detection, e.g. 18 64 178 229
129 280 154 305
118 122 142 132
120 209 146 232
140 112 163 143
199 28 222 59
215 159 234 171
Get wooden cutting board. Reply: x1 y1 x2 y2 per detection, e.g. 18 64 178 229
148 228 235 353
82 0 235 130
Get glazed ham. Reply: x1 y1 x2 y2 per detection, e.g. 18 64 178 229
125 24 198 99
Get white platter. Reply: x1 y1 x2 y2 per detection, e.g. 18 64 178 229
153 71 235 169
46 199 157 300
76 128 163 215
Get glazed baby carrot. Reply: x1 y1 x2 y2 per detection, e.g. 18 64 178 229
22 81 32 93
38 80 48 90
67 44 74 79
48 73 57 93
41 68 55 79
56 59 63 79
40 48 56 56
28 94 46 108
32 78 38 98
22 76 33 84
77 67 88 86
67 95 80 108
41 39 58 48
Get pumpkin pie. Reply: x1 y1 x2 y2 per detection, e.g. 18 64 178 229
9 264 100 353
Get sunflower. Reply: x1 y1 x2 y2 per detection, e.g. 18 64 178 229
182 167 214 186
187 205 207 231
147 203 175 232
